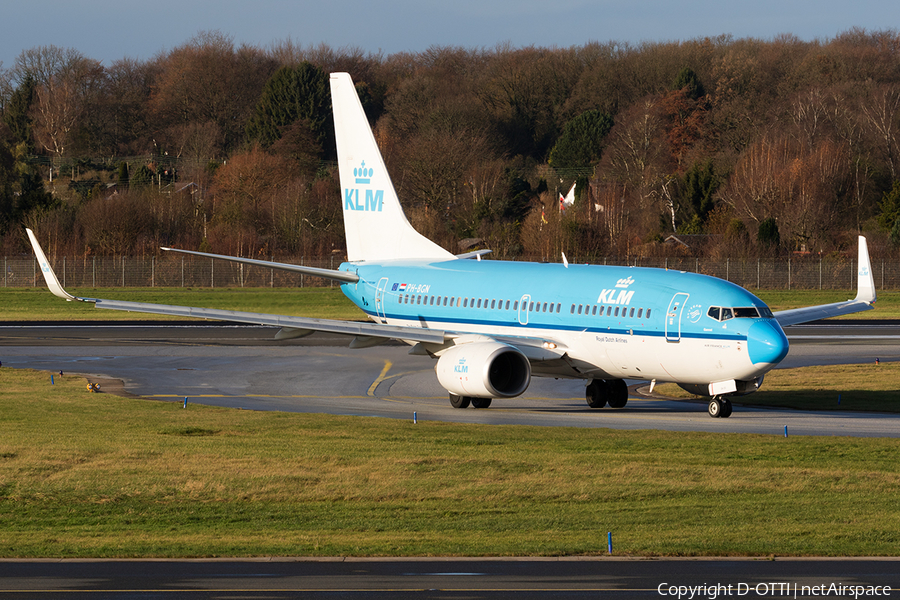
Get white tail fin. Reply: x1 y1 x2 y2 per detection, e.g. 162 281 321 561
330 72 454 262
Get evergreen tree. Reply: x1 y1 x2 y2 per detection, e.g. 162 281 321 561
245 62 333 160
876 180 900 232
0 140 15 232
548 110 613 171
757 217 780 248
3 74 35 152
672 67 705 101
681 160 719 227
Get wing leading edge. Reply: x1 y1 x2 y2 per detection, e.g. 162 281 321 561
773 236 876 327
25 228 445 346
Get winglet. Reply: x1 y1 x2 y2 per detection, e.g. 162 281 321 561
773 235 876 327
25 228 79 301
854 235 876 304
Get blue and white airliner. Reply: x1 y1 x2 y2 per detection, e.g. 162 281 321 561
27 73 877 418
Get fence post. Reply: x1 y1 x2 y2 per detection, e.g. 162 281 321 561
819 258 822 290
181 257 184 288
271 256 274 287
122 257 125 287
211 258 214 288
62 256 66 288
3 257 6 288
757 258 760 289
151 256 155 288
788 259 791 290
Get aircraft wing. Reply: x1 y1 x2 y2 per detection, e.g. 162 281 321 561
773 236 876 327
26 228 445 346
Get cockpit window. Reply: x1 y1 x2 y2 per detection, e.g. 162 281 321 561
708 305 769 321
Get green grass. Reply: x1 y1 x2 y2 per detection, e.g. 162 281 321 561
2 287 898 321
0 287 364 321
657 362 900 413
754 290 898 317
2 368 899 558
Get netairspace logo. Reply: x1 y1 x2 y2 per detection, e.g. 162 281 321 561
657 582 892 599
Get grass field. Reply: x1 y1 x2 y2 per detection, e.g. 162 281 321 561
1 368 899 558
656 362 900 413
0 287 364 321
1 287 898 321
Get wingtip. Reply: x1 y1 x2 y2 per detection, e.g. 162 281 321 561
25 227 79 302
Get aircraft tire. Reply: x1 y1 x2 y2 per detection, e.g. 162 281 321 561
708 398 722 418
607 379 629 409
585 380 607 408
471 398 492 409
449 394 471 409
720 398 733 418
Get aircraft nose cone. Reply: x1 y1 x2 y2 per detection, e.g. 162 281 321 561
747 319 789 365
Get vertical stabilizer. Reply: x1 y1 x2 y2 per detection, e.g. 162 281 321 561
330 72 454 262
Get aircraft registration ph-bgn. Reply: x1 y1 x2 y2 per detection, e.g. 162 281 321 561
28 72 877 419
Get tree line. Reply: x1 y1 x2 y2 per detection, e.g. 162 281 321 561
2 29 900 261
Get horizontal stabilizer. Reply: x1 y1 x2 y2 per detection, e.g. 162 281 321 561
162 247 359 284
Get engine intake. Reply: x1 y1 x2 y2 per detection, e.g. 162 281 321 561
435 342 531 398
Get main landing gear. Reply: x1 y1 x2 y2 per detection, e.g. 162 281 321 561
449 394 492 409
585 379 629 409
707 397 733 418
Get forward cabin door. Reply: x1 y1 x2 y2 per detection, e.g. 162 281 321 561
665 292 689 342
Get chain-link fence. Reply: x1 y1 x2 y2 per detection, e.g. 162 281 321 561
3 254 897 290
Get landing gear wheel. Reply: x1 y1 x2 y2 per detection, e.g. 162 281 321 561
719 398 733 418
471 398 492 409
449 394 471 409
585 380 607 408
708 398 723 418
607 379 629 409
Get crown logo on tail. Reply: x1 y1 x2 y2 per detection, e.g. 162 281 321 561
354 161 374 184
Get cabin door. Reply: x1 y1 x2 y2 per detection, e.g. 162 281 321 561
665 292 689 342
374 277 389 323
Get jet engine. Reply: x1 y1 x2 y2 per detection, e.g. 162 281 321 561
435 342 531 398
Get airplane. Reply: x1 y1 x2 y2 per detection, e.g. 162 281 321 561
27 72 877 419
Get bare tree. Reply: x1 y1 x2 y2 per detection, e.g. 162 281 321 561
14 45 104 159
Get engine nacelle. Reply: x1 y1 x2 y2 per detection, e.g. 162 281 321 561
435 342 531 398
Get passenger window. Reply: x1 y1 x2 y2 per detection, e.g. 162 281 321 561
570 304 575 314
614 307 619 317
646 309 651 318
638 308 643 318
513 301 518 310
505 300 510 310
607 306 612 316
463 298 468 308
629 307 635 318
591 306 597 316
477 299 482 308
556 303 561 313
529 302 534 311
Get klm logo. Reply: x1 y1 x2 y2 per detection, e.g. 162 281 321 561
454 358 468 374
597 289 635 305
345 160 384 212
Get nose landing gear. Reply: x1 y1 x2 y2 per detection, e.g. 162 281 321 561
708 397 733 418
